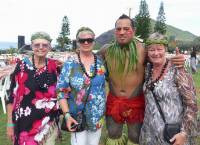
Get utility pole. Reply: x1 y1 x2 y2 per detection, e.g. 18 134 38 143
128 8 132 17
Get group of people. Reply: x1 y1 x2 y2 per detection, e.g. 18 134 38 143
6 14 198 145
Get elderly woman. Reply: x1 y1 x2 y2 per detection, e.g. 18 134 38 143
57 27 106 145
139 33 198 145
6 32 60 145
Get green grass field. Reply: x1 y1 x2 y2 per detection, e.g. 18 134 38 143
0 70 200 145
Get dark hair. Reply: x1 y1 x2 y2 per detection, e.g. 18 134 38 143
115 14 135 29
191 49 196 58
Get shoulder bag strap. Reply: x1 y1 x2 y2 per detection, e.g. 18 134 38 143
150 86 166 123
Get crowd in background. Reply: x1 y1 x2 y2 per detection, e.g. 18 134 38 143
0 15 199 145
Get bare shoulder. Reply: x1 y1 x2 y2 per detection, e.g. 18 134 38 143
136 41 145 55
136 41 146 65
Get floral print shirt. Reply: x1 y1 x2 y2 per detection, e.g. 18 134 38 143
56 53 106 131
139 61 198 145
7 57 59 145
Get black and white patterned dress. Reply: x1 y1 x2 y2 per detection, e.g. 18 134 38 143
139 62 198 145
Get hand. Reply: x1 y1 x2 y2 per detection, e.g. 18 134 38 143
170 132 187 145
55 60 63 68
66 116 78 132
7 126 14 143
171 47 185 68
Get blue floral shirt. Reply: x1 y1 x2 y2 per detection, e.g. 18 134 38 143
56 53 106 131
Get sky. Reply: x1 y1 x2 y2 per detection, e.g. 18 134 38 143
0 0 200 44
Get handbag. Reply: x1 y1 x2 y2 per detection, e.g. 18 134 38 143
163 123 181 144
61 84 91 132
61 110 86 132
150 86 181 144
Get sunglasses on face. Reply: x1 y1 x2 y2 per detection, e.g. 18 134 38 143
78 38 94 44
32 43 49 48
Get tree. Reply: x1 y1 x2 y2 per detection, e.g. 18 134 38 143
7 47 17 55
177 40 192 52
193 36 200 51
154 1 167 34
56 16 71 51
168 35 177 53
135 0 151 41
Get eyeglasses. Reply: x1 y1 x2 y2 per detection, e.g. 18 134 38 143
32 43 49 48
78 38 94 44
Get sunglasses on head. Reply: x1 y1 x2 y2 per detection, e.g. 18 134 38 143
78 38 94 44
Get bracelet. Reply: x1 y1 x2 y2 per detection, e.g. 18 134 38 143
64 112 71 121
7 123 15 127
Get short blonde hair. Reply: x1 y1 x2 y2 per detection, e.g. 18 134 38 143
76 27 95 39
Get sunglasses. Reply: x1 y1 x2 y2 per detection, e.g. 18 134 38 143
32 43 49 48
78 38 94 44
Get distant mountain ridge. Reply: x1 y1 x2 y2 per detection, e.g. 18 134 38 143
0 41 17 49
150 19 197 41
1 20 197 50
96 19 197 48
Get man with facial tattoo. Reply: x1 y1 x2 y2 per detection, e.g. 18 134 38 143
98 14 185 145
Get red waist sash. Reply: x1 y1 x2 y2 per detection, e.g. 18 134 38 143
106 92 145 124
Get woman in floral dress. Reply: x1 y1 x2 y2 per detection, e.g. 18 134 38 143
6 32 60 145
139 33 198 145
57 27 107 145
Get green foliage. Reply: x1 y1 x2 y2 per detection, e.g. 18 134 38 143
193 69 200 88
193 37 200 51
0 50 6 54
193 37 200 44
0 111 11 145
150 19 197 41
176 40 193 52
56 16 71 51
94 42 101 50
167 35 176 52
106 39 138 77
150 18 198 52
176 37 200 52
1 69 200 145
6 47 17 55
96 18 197 48
192 69 200 122
135 0 151 41
154 1 166 34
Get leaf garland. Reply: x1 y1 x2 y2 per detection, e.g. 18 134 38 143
105 39 138 77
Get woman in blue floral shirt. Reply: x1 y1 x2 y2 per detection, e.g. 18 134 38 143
56 27 107 145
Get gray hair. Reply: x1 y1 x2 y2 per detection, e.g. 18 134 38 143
146 32 168 46
31 31 52 42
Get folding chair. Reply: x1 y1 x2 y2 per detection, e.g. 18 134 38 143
0 75 10 114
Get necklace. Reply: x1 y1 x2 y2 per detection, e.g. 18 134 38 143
77 52 97 79
147 59 169 89
32 55 50 90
